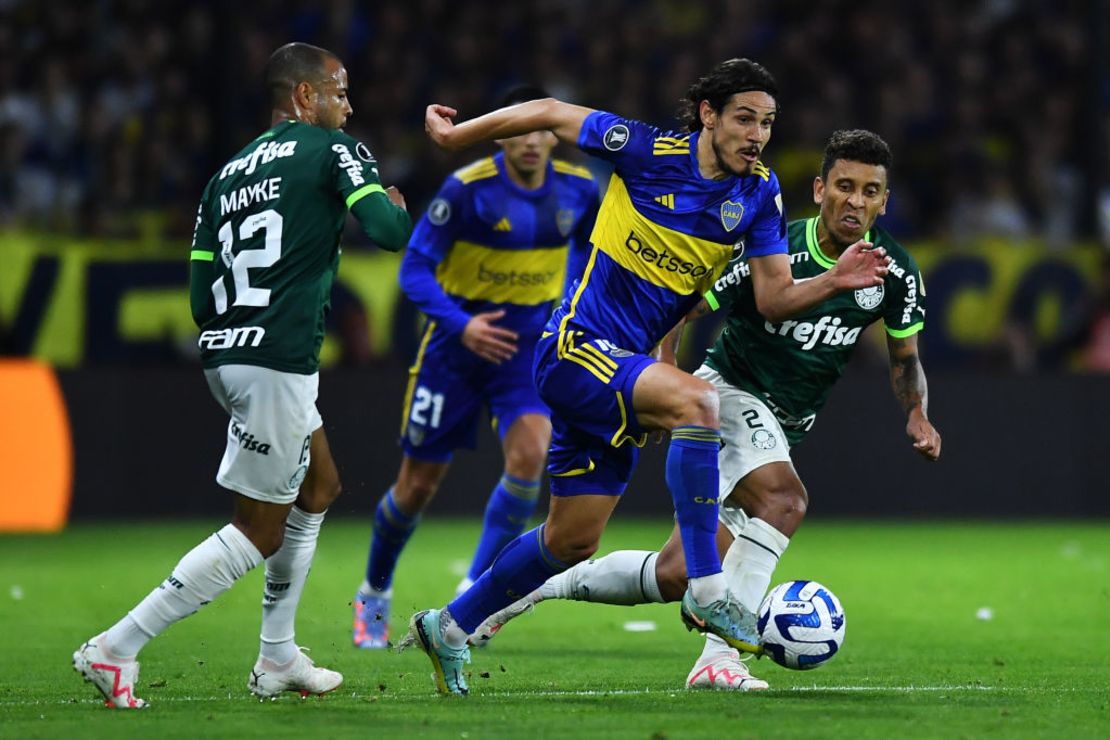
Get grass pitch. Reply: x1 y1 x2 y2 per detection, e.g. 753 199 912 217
1 519 1107 739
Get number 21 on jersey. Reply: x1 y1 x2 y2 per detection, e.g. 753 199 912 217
410 386 444 428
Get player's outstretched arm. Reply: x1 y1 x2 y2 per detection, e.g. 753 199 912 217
349 186 412 251
887 333 941 461
425 99 594 152
748 241 891 322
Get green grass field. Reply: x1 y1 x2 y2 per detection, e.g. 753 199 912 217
1 519 1107 739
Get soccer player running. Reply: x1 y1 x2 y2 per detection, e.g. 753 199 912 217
72 43 412 708
472 130 942 691
352 85 600 649
402 59 892 696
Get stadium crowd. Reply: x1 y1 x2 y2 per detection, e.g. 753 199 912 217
0 0 1103 244
0 0 1107 369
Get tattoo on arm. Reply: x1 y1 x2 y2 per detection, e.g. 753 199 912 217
890 351 928 415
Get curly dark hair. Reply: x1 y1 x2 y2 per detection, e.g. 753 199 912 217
820 129 893 180
264 42 339 108
677 58 778 132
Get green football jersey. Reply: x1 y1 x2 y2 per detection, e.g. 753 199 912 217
189 120 388 374
704 217 925 444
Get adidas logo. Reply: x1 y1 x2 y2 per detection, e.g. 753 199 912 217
493 217 512 232
654 193 675 209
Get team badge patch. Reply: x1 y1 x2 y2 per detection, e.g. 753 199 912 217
720 201 745 232
288 465 308 490
556 209 575 237
854 284 884 310
427 198 451 226
355 142 375 162
732 238 746 258
407 424 426 447
751 429 777 450
593 339 633 358
603 124 630 151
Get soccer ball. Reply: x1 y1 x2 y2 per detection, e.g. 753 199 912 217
757 580 846 670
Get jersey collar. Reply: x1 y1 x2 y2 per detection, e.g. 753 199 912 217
805 217 872 271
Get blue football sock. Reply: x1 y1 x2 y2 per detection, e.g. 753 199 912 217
666 426 723 579
448 525 568 634
466 474 541 581
363 488 418 592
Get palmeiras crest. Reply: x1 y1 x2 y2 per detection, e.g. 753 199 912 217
854 284 884 310
720 200 745 232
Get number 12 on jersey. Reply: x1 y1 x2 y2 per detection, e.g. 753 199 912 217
211 209 283 314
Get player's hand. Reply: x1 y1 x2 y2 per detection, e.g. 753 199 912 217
829 240 892 290
425 104 459 150
462 310 519 364
385 186 406 210
906 409 941 461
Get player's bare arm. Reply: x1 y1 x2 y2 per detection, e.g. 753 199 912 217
425 99 594 152
747 243 891 322
685 297 714 322
461 309 520 365
887 333 941 461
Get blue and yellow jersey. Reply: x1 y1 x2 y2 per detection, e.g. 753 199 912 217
405 151 599 335
546 110 788 352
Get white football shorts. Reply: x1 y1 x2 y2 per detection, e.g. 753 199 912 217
204 364 323 504
693 364 793 537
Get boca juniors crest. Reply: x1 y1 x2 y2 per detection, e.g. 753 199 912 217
720 201 745 232
556 209 575 237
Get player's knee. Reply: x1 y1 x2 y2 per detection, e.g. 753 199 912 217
250 526 285 558
545 530 600 565
654 549 688 602
302 470 342 511
672 378 719 429
393 475 440 512
503 440 547 479
751 485 808 536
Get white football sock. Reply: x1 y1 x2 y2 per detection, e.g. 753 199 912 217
104 524 262 659
357 581 391 599
724 517 790 614
537 551 665 604
699 633 736 659
689 572 728 605
440 610 469 649
697 518 788 661
259 506 324 665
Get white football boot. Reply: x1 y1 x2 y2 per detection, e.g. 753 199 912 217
72 634 148 709
248 647 343 699
685 648 770 691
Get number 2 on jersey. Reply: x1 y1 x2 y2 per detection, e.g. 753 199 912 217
211 209 283 314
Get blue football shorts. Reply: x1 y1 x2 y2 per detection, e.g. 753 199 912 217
399 324 548 462
532 330 654 496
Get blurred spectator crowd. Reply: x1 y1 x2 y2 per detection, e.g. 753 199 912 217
2 0 1109 371
0 0 1106 247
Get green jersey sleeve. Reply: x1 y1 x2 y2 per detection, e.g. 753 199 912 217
704 254 749 313
327 130 412 251
883 248 926 338
188 185 218 327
